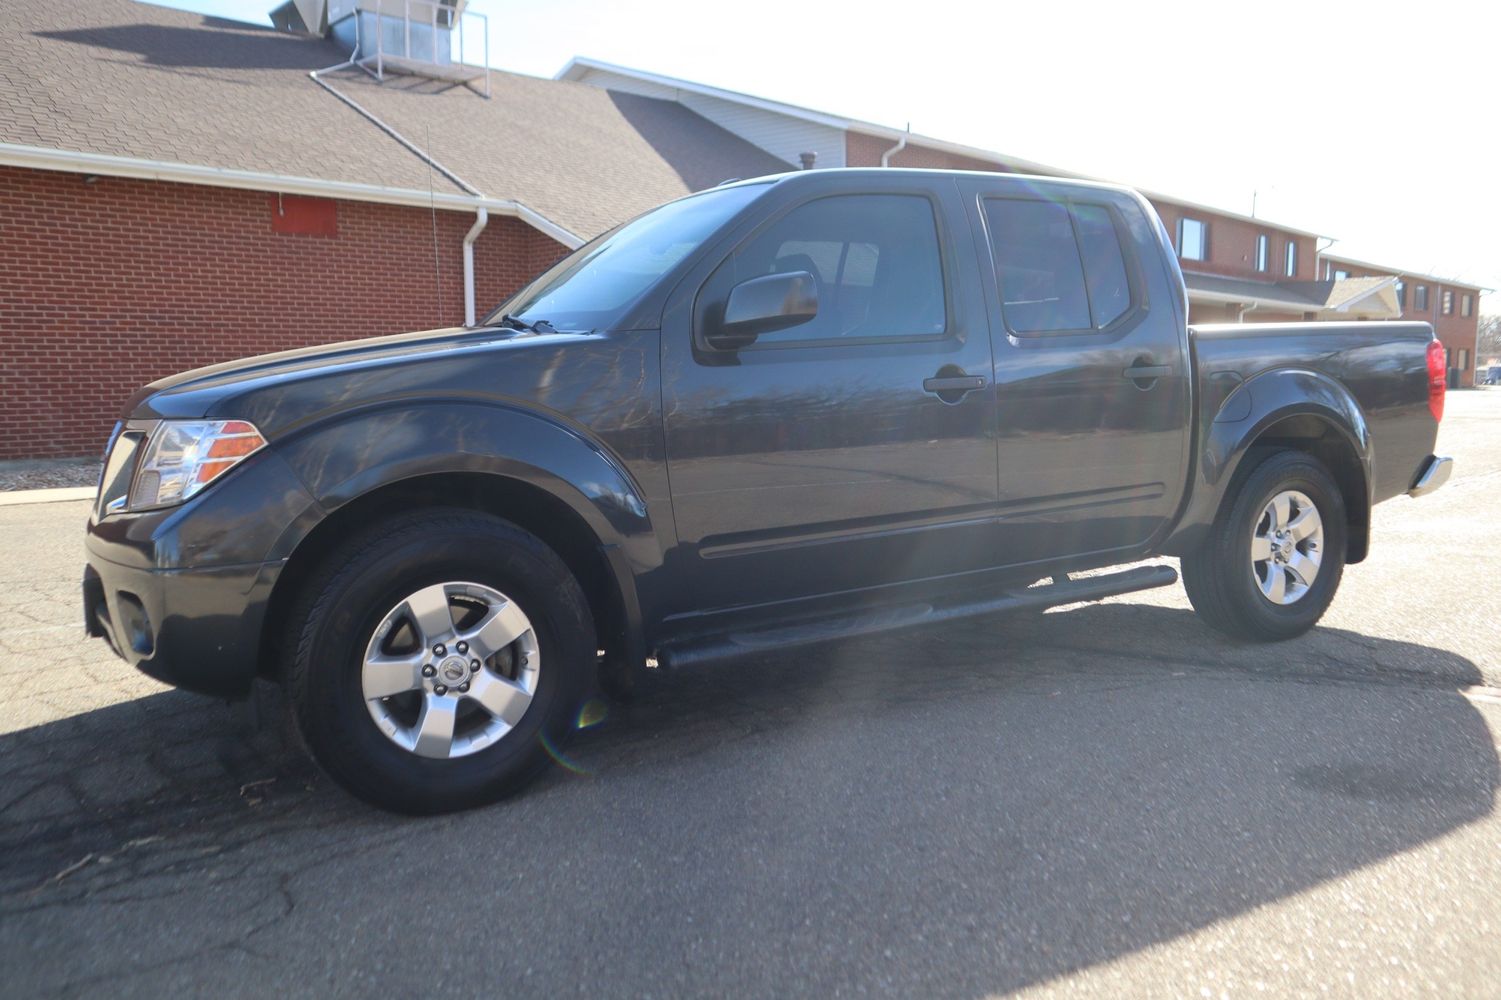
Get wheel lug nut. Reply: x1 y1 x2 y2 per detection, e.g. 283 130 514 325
433 643 446 656
421 664 436 677
470 659 481 670
434 684 448 696
456 641 468 655
458 682 470 693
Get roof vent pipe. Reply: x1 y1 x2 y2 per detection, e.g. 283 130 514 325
881 124 910 167
798 151 817 170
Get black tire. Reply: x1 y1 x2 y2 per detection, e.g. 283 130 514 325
283 508 595 814
1182 449 1347 642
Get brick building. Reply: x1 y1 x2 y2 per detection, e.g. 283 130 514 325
0 3 1487 459
0 0 785 459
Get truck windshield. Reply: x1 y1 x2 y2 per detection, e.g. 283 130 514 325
487 183 769 332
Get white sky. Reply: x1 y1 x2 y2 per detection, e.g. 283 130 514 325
159 0 1499 310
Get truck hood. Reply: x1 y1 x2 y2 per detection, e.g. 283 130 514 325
124 325 604 436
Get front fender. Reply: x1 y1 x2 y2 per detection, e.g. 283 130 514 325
270 400 658 570
1164 369 1372 556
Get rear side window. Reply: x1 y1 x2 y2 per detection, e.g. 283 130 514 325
983 198 1134 334
714 194 947 344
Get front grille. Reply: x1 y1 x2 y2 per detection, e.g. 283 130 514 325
96 423 147 519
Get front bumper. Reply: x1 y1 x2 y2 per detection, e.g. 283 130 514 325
1408 454 1454 499
84 552 283 698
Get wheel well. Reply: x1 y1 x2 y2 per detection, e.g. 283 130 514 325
1246 414 1370 563
258 473 624 679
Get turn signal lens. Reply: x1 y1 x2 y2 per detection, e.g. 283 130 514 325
127 420 267 510
1426 339 1446 424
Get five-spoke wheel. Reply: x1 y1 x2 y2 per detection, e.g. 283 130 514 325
362 582 541 759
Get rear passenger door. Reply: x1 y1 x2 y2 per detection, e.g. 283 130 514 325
958 179 1191 566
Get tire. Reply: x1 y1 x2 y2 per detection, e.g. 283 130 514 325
284 508 595 814
1182 448 1347 642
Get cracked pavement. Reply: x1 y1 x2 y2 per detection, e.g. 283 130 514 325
1 391 1498 998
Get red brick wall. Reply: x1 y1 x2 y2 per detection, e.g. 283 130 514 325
1149 199 1316 283
845 132 1014 173
0 167 566 458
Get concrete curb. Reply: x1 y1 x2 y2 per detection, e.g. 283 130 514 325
0 487 96 507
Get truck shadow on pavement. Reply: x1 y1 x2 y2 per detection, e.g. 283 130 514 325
1 604 1496 996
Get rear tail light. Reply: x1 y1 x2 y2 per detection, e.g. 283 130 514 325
1426 339 1446 423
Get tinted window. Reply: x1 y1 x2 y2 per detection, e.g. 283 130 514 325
984 199 1091 332
984 199 1134 334
1073 204 1131 328
715 194 946 343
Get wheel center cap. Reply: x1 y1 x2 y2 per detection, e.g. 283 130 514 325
438 656 469 685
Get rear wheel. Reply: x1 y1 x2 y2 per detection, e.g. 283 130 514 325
1182 449 1347 642
284 509 594 813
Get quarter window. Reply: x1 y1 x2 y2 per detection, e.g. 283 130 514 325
1284 241 1298 277
710 194 947 344
983 198 1134 334
1255 234 1269 272
1177 218 1208 261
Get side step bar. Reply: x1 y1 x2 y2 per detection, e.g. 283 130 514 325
655 564 1179 671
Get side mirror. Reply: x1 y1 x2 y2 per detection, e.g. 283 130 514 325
706 271 819 351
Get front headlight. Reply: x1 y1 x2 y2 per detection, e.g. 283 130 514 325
126 419 267 510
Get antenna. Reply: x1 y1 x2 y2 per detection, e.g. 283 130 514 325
426 123 442 327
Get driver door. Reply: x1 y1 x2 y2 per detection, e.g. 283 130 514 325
659 178 999 617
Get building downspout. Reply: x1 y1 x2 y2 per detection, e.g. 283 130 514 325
462 208 488 327
880 124 910 167
1237 301 1259 323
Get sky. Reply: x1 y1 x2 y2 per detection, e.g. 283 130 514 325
154 0 1499 310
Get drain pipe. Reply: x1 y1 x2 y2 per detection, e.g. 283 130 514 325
462 207 488 327
880 123 910 167
1237 301 1259 323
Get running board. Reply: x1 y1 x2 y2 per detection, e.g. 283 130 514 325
655 564 1179 671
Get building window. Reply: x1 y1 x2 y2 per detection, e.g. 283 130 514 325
1177 218 1208 262
1333 269 1349 281
1395 280 1407 308
1415 284 1429 311
1442 290 1454 315
1458 349 1470 371
1284 241 1298 277
1462 293 1474 317
1255 234 1269 272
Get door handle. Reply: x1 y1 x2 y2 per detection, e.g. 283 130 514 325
923 375 987 393
1122 364 1172 380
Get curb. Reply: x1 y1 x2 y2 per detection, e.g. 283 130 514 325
0 487 96 507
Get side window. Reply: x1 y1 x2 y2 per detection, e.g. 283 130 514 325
711 194 946 344
983 198 1134 334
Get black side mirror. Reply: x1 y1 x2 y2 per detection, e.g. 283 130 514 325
706 271 819 351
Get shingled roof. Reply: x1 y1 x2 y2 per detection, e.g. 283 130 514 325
0 0 791 240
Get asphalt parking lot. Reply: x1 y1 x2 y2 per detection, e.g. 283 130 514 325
2 390 1498 999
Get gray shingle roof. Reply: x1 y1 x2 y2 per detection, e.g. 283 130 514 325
0 0 465 194
319 67 792 238
0 0 792 238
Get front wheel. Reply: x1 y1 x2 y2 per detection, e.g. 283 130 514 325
283 509 595 813
1182 449 1347 642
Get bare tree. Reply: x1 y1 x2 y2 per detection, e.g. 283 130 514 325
1479 315 1501 362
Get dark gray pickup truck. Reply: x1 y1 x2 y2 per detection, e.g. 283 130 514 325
84 168 1453 812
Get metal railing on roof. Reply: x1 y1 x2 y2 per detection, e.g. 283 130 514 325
352 0 490 98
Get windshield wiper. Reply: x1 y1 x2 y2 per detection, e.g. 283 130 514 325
496 314 556 334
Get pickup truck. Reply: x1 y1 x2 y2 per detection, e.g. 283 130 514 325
83 168 1453 813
